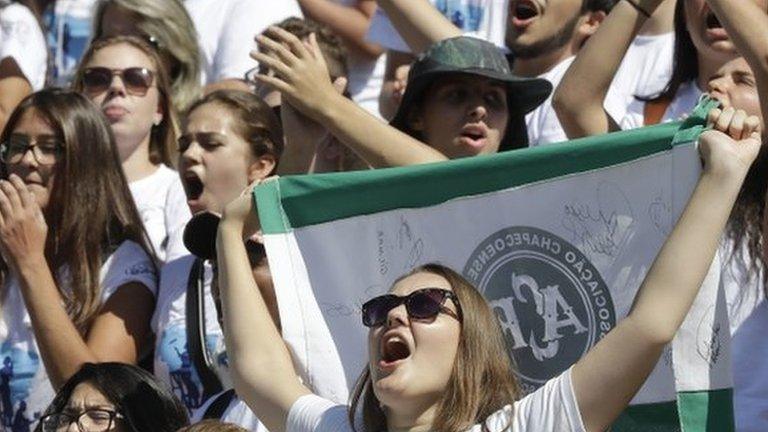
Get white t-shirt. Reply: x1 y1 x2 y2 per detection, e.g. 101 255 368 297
718 241 768 432
152 254 230 414
366 0 508 51
528 32 675 146
183 0 303 84
0 3 47 90
0 241 157 426
286 368 584 432
192 392 267 432
129 164 191 265
618 80 703 130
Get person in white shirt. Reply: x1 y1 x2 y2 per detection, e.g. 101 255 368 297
372 0 676 145
73 36 190 265
93 0 202 114
553 0 756 136
184 0 302 93
682 2 768 431
0 1 47 132
153 90 282 425
216 103 762 431
0 88 157 425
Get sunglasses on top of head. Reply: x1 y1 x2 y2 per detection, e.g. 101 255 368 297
81 67 156 96
362 288 462 328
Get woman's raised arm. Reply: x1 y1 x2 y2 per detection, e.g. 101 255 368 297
252 27 448 168
552 0 667 139
571 108 761 431
217 186 311 432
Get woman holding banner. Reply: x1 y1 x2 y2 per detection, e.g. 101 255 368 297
215 105 761 431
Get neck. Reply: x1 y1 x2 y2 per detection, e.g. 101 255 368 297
385 400 439 432
118 134 158 183
512 44 576 77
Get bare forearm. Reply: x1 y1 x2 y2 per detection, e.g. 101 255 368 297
376 0 461 53
16 257 98 389
553 0 663 138
299 0 384 58
319 93 448 167
217 222 308 432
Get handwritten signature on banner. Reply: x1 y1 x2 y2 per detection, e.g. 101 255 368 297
561 181 636 259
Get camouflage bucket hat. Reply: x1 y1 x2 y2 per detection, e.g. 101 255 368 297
390 36 552 151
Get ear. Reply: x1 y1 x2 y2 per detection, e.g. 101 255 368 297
154 102 164 126
578 10 607 40
247 153 277 183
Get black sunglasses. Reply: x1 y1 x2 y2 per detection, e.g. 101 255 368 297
81 67 155 96
362 288 462 328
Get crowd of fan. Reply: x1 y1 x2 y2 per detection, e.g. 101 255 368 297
0 0 763 431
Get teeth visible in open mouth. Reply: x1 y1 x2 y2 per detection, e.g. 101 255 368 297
514 1 538 20
383 338 411 363
706 13 722 29
183 173 204 200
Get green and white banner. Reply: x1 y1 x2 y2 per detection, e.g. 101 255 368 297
255 100 734 431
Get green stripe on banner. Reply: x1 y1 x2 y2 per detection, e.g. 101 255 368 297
678 388 735 431
613 401 680 432
255 121 679 234
254 98 718 234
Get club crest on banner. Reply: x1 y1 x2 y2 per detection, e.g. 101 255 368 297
463 226 616 392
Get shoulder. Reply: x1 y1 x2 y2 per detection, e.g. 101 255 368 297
100 240 158 299
286 394 352 432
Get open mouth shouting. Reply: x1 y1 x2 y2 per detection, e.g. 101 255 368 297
182 170 206 213
510 0 541 29
704 11 729 41
378 332 412 373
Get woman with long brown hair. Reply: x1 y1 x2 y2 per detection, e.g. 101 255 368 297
214 105 761 431
73 35 190 265
0 88 157 426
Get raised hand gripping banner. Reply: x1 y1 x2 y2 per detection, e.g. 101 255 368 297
255 99 733 431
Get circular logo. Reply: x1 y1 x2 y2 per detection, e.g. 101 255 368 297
462 226 615 392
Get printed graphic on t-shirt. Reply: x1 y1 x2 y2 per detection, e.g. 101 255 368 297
0 343 40 432
158 325 227 413
434 0 484 31
43 11 91 83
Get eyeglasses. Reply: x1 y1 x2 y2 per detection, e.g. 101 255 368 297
39 408 124 432
81 67 155 96
1 134 63 165
362 288 462 328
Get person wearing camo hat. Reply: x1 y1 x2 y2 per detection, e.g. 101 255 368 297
252 29 551 168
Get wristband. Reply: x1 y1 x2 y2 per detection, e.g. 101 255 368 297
624 0 651 18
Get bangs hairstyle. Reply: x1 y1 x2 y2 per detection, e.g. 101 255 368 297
37 362 189 432
92 0 202 113
0 89 152 332
349 263 520 432
73 35 179 167
186 90 284 174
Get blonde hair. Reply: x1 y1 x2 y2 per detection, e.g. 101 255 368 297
92 0 201 113
176 420 249 432
349 263 520 431
73 35 179 167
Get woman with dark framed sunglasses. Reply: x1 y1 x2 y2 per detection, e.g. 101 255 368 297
213 107 760 431
36 362 188 432
73 36 190 266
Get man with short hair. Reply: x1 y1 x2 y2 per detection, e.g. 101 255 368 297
372 0 675 145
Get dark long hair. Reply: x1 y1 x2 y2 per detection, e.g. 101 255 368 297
36 362 189 432
349 263 520 432
0 88 153 332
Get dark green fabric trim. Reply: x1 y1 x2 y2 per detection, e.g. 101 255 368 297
613 401 680 432
255 99 716 234
678 388 735 431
